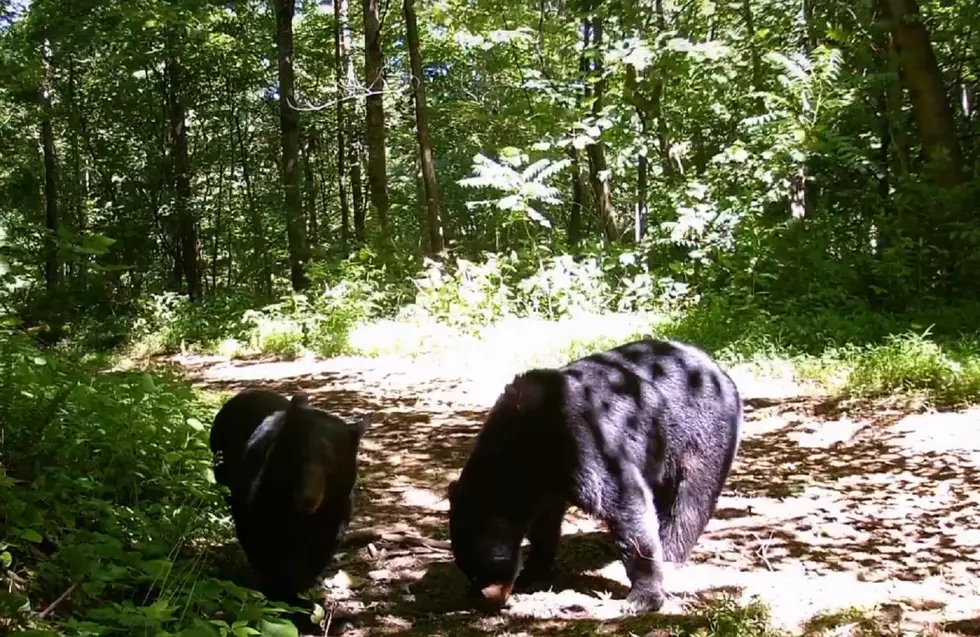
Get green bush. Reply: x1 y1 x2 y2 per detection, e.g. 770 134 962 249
0 330 295 635
844 330 980 405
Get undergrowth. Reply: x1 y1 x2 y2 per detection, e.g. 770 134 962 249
0 330 302 636
45 250 980 408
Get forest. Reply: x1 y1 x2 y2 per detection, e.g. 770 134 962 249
2 0 980 634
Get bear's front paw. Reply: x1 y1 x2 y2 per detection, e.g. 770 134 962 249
515 559 553 591
623 586 666 614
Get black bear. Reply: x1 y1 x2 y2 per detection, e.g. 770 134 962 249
210 388 291 495
447 338 742 613
210 388 371 604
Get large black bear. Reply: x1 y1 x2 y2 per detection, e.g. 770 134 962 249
447 338 742 613
210 388 371 603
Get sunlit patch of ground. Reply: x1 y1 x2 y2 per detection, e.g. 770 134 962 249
176 349 980 636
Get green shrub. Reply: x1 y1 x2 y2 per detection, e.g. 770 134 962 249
844 330 980 405
0 330 290 635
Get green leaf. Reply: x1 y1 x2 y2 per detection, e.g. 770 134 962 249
20 528 43 543
257 620 298 637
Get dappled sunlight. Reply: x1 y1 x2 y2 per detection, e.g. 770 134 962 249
186 354 980 636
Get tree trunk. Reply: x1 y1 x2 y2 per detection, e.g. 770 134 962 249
304 132 318 245
404 0 445 255
228 77 271 298
275 0 310 290
40 41 60 293
67 54 86 288
166 30 202 301
351 145 365 242
741 0 764 93
568 145 583 250
583 17 618 245
335 0 351 251
624 65 652 240
363 0 391 240
886 0 963 186
214 156 225 290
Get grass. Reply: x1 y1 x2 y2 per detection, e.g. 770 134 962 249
125 303 980 409
343 311 980 408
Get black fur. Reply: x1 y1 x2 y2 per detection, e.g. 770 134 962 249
210 389 371 605
447 338 742 613
210 389 290 493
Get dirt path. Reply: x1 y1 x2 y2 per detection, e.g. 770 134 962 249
175 353 980 636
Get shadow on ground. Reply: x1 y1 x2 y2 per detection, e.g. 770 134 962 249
190 360 980 636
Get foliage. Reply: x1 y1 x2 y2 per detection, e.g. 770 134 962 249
0 330 295 635
844 329 980 406
3 0 980 629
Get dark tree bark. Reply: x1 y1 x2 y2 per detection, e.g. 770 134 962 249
335 0 351 251
40 42 59 293
275 0 310 290
363 0 391 240
404 0 445 255
886 0 963 187
166 29 202 301
583 16 618 245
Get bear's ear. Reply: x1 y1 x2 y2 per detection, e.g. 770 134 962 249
289 392 310 409
348 412 372 444
446 479 459 501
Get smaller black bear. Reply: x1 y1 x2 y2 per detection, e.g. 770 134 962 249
210 388 290 495
447 338 742 613
210 388 371 605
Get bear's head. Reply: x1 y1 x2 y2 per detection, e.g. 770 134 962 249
447 479 523 606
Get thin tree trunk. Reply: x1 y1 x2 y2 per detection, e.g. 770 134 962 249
67 54 85 288
741 0 764 94
40 40 60 293
886 0 963 186
166 29 201 301
404 0 445 255
363 0 391 240
624 64 652 240
335 0 351 251
568 145 583 250
583 16 618 244
304 132 318 245
213 154 225 290
351 145 365 242
275 0 310 290
228 77 271 297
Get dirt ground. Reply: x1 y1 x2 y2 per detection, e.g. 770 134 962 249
174 352 980 637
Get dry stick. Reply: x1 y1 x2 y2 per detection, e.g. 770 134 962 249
322 606 333 637
38 582 78 619
343 527 451 552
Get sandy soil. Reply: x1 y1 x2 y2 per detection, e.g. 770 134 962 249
174 351 980 636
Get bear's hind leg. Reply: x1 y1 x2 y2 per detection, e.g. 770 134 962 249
606 468 666 613
655 458 724 563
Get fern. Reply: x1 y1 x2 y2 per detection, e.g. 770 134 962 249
457 148 570 230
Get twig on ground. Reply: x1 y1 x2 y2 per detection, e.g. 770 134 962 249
752 531 775 571
343 526 451 551
38 582 78 618
323 605 333 637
